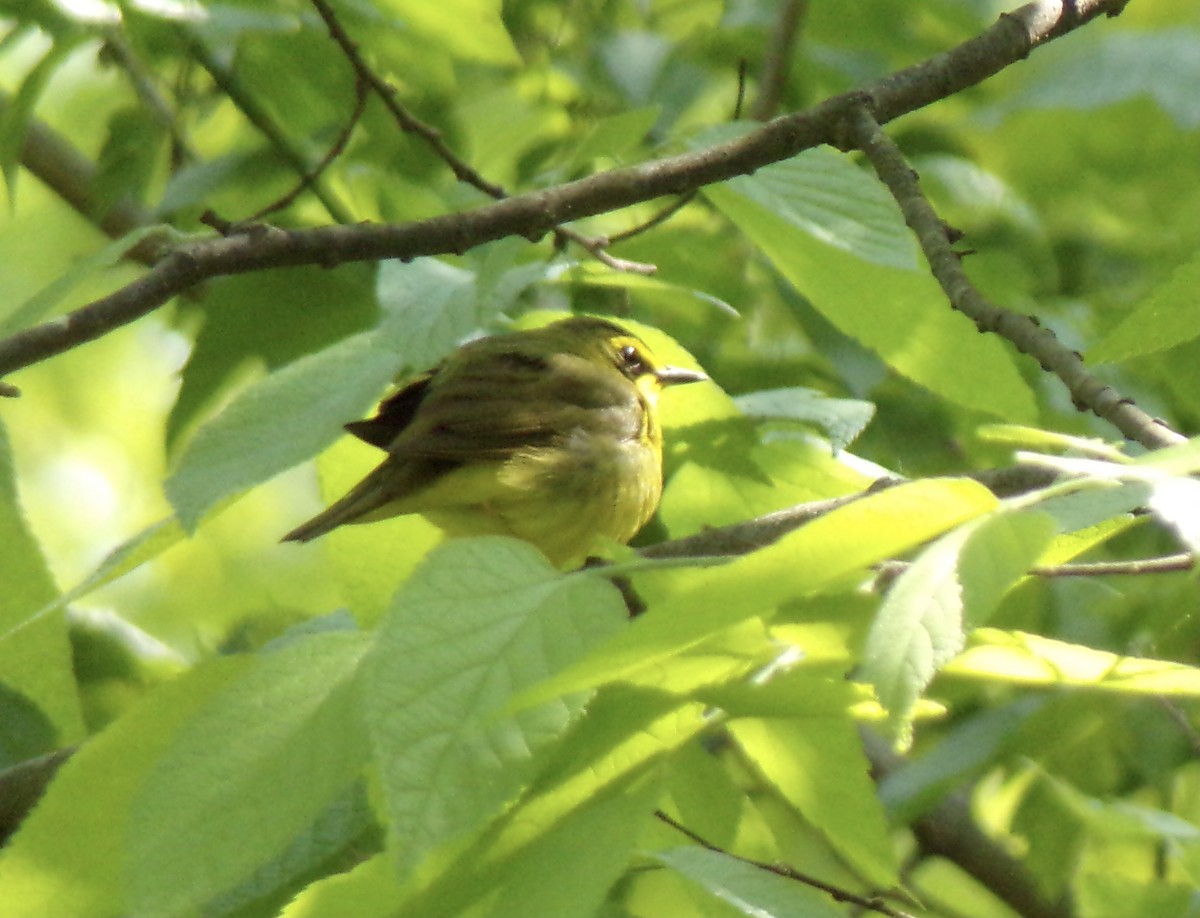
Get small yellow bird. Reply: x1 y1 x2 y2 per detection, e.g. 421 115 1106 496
283 316 706 566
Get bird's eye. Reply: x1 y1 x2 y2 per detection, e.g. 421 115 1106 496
618 344 647 375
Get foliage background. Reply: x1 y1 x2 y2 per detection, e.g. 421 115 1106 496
2 1 1200 917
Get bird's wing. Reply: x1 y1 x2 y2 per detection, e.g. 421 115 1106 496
391 350 641 461
343 371 434 449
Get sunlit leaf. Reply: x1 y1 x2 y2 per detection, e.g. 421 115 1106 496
517 478 998 709
734 387 876 453
126 631 370 918
363 537 626 875
166 331 399 530
376 0 520 65
944 629 1200 696
0 423 83 749
0 40 76 201
655 846 846 918
703 151 1035 421
1091 253 1200 364
861 510 1057 745
728 684 897 888
0 658 247 918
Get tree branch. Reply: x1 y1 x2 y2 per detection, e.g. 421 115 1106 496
243 75 371 224
862 730 1073 918
842 104 1182 451
179 30 356 225
639 464 1063 560
0 91 159 266
306 0 656 275
0 0 1131 386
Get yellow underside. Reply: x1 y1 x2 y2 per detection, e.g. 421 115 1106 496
381 440 662 568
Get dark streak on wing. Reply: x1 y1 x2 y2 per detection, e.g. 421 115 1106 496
390 349 641 461
344 371 434 449
493 349 551 374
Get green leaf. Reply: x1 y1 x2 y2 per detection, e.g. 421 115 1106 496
389 691 709 918
0 40 75 202
878 697 1044 822
0 225 169 336
203 783 373 917
560 106 661 172
517 478 998 708
1010 29 1200 129
703 149 1035 421
1045 771 1200 855
483 768 663 918
20 516 185 632
734 387 876 453
166 330 400 529
375 258 479 369
377 0 520 65
861 509 1058 745
1075 870 1200 918
276 852 403 918
655 845 847 918
554 261 738 317
696 131 918 269
664 740 746 849
92 106 163 219
168 264 379 451
0 656 249 918
1034 480 1148 534
375 248 552 370
943 629 1200 696
362 537 627 875
0 422 83 751
1090 253 1200 364
728 685 897 888
127 630 371 918
659 425 876 538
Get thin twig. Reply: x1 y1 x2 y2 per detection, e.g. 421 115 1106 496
1034 554 1194 576
655 810 918 918
733 59 748 120
246 75 370 223
612 50 750 247
307 0 505 197
842 105 1182 452
877 553 1194 581
307 0 655 274
179 29 356 225
0 0 1135 383
102 32 199 163
1156 697 1200 758
605 191 698 246
750 0 807 121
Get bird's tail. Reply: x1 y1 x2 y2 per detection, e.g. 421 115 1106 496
281 472 392 543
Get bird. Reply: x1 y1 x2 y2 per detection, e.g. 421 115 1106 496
282 316 707 567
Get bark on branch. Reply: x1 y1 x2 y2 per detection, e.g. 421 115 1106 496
0 0 1129 385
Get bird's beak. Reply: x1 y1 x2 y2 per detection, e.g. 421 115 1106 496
655 366 708 387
